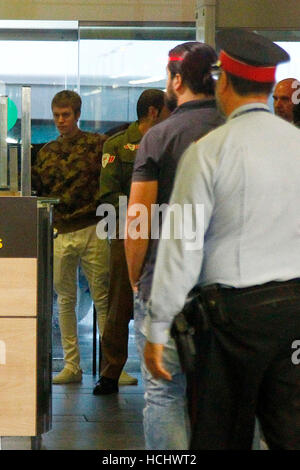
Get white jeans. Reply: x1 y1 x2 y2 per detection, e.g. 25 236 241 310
54 224 109 373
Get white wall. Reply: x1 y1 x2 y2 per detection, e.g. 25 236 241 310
216 0 300 29
2 1 300 29
2 1 300 31
0 0 196 22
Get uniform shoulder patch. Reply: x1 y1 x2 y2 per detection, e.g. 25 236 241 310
124 143 139 151
102 153 116 168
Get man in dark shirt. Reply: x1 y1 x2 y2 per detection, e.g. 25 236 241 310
93 89 169 395
125 42 224 449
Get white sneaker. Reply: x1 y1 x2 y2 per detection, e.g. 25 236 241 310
118 370 138 385
53 368 82 384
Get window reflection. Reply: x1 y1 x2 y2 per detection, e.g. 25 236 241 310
3 24 300 146
0 39 78 144
0 23 192 143
79 39 185 134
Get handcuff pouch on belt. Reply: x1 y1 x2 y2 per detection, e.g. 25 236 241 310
170 284 229 375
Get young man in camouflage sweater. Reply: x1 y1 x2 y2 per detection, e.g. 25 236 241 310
33 90 109 384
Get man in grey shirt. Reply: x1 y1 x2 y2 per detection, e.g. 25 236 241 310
145 29 300 450
125 41 223 449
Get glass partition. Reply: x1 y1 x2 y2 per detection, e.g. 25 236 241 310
1 23 300 147
275 42 300 82
79 39 188 134
0 21 195 146
0 21 79 145
78 23 195 134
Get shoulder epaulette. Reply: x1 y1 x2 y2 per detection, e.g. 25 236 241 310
104 124 131 143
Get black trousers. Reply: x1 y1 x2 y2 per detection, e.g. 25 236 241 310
190 281 300 450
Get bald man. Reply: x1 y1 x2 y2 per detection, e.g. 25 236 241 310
273 78 298 122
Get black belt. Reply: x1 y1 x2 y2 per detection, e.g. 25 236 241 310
200 279 300 323
219 279 300 309
221 278 299 293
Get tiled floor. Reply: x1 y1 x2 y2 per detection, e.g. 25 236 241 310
0 287 143 451
43 373 145 450
44 294 144 450
0 305 144 451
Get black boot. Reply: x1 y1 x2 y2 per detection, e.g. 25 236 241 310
93 376 119 395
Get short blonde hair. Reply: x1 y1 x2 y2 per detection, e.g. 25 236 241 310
51 90 82 114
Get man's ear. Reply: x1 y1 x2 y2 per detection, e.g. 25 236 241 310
218 70 229 94
147 105 159 121
173 73 183 92
75 110 81 121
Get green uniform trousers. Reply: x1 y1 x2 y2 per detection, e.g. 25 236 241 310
100 238 133 379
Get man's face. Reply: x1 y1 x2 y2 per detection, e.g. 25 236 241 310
165 70 178 112
52 105 79 137
273 80 294 122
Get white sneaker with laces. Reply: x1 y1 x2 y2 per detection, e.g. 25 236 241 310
118 370 138 385
53 368 82 384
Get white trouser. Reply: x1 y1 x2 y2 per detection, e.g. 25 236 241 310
54 224 109 373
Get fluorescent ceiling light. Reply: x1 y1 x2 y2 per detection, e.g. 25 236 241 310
82 88 102 96
129 75 165 85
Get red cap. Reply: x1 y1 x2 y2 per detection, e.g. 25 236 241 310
219 50 276 83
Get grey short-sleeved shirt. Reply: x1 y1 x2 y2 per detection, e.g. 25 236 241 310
132 99 224 301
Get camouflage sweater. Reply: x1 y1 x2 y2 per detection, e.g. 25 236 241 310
32 129 107 233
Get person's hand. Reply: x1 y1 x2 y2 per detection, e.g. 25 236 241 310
144 341 172 381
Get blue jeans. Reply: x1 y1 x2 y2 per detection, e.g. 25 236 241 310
134 293 190 450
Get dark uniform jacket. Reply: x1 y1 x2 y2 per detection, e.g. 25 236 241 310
32 129 106 233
